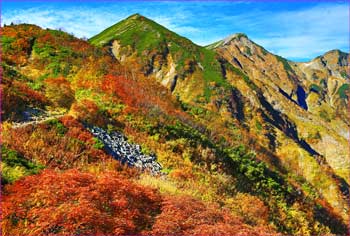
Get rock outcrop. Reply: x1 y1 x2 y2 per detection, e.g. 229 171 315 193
87 126 162 174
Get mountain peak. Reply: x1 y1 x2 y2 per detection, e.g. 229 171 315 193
311 49 349 65
89 12 195 51
89 13 163 46
206 33 249 49
323 49 348 57
129 13 142 18
127 13 148 21
223 33 248 43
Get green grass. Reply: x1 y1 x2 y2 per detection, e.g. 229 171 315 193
340 71 348 79
1 146 44 184
199 48 230 100
337 84 349 99
309 84 322 94
89 13 194 54
275 55 293 72
46 119 68 136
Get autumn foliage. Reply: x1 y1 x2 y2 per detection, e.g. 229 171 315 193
2 23 346 236
3 116 111 169
151 195 277 236
2 169 278 236
1 24 42 65
101 74 186 118
44 77 75 108
1 169 161 236
70 100 111 127
1 78 48 120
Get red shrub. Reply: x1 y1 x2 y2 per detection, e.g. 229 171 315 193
3 117 110 169
1 169 162 236
71 99 110 126
60 115 94 143
101 74 187 118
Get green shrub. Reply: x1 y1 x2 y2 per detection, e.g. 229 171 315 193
337 84 349 99
92 137 104 149
319 110 331 122
275 55 293 72
340 71 347 79
46 119 68 135
1 36 15 52
255 121 263 131
1 146 44 184
245 46 252 56
310 84 322 93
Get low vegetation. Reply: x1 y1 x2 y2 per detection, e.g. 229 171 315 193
1 20 348 236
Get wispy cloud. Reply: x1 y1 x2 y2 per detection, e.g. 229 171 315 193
1 6 127 38
251 4 349 60
1 1 348 61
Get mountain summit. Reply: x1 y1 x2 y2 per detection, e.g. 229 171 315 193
89 13 196 48
206 33 248 49
90 13 228 102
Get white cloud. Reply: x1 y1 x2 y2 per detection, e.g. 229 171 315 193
2 6 127 38
255 35 346 60
1 2 348 61
227 3 349 60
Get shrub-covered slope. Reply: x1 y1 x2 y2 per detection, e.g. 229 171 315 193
1 17 349 236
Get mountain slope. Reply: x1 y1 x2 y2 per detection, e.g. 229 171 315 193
0 23 282 236
207 33 350 220
209 33 349 181
90 14 350 229
1 16 349 235
90 13 229 103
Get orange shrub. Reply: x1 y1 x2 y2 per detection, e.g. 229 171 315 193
1 79 48 120
228 192 270 226
44 77 75 108
150 195 277 236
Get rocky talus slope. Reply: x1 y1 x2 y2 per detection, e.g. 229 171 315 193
87 126 162 174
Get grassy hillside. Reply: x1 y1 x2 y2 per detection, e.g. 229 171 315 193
90 14 229 101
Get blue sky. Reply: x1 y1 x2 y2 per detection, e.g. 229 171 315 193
1 0 349 61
